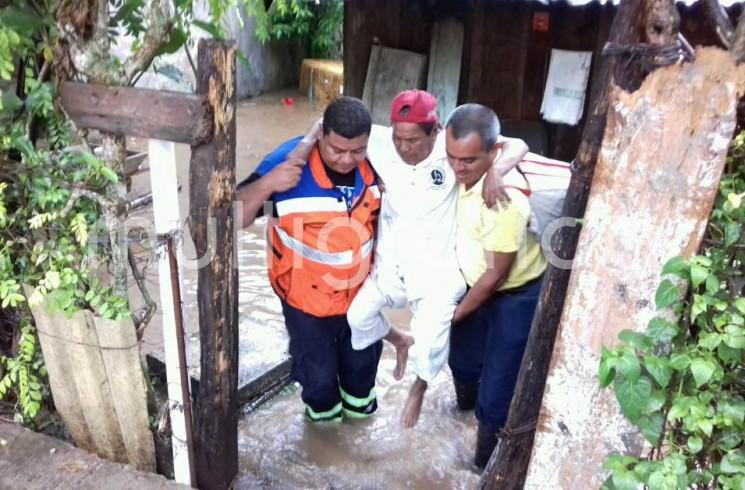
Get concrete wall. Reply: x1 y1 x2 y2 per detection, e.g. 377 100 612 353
117 1 303 98
228 5 305 99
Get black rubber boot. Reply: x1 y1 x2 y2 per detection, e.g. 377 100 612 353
475 421 499 470
453 379 479 411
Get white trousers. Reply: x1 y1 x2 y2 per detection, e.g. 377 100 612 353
347 259 465 383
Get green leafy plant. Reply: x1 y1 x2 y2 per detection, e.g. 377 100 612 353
599 132 745 489
248 0 343 59
0 319 45 422
0 1 137 424
0 0 291 429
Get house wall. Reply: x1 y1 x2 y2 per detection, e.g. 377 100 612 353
344 0 737 160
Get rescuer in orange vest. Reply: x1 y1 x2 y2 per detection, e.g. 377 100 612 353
237 97 383 422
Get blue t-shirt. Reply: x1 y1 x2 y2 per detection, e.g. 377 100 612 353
237 136 358 215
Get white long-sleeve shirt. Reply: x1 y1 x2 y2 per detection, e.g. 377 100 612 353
366 125 464 301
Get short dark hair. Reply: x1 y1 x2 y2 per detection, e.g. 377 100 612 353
322 97 372 139
446 104 501 151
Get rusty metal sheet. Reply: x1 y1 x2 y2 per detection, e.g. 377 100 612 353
524 48 745 489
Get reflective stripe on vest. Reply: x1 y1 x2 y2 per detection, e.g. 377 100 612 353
274 225 374 266
268 145 380 316
276 196 348 216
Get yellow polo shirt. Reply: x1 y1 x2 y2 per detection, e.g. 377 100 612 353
456 176 547 289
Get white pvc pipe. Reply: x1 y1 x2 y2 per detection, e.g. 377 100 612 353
147 139 193 487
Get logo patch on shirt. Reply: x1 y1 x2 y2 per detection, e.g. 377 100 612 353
336 185 355 212
429 167 446 189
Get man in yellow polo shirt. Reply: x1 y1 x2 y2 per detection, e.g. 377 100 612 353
445 103 546 469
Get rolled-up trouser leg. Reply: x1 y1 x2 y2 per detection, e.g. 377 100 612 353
337 321 383 419
347 275 393 351
408 295 458 383
281 300 343 422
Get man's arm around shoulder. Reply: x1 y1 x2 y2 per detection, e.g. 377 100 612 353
482 136 529 208
237 136 311 228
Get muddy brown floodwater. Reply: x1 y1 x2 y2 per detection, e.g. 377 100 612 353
228 217 481 488
235 330 481 489
227 218 481 489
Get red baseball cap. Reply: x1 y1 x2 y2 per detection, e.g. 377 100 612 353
390 90 439 125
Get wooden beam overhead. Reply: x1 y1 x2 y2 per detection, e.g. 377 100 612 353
59 82 212 145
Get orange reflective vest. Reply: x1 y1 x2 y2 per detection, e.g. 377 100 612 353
267 146 381 317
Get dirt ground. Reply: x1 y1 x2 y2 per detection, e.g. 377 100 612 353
0 421 188 489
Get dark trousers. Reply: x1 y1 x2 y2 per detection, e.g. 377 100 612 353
448 277 542 432
281 300 383 421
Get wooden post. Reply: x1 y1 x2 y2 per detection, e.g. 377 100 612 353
524 47 744 488
148 138 195 485
483 0 646 488
189 39 239 490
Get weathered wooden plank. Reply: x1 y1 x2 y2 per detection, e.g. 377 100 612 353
59 82 212 145
30 290 156 470
524 48 745 489
361 44 382 109
145 354 291 409
361 46 428 125
189 39 239 490
343 0 433 100
343 0 369 98
427 18 465 123
514 7 532 120
240 359 292 410
483 1 647 487
95 316 156 472
64 311 127 463
28 290 96 454
521 7 556 154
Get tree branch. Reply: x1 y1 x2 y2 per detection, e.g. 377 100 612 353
62 187 117 215
644 0 680 47
56 0 126 84
125 0 174 85
25 59 51 142
185 42 198 81
702 0 734 48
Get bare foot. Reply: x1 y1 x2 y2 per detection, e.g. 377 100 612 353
385 327 414 380
400 377 428 428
